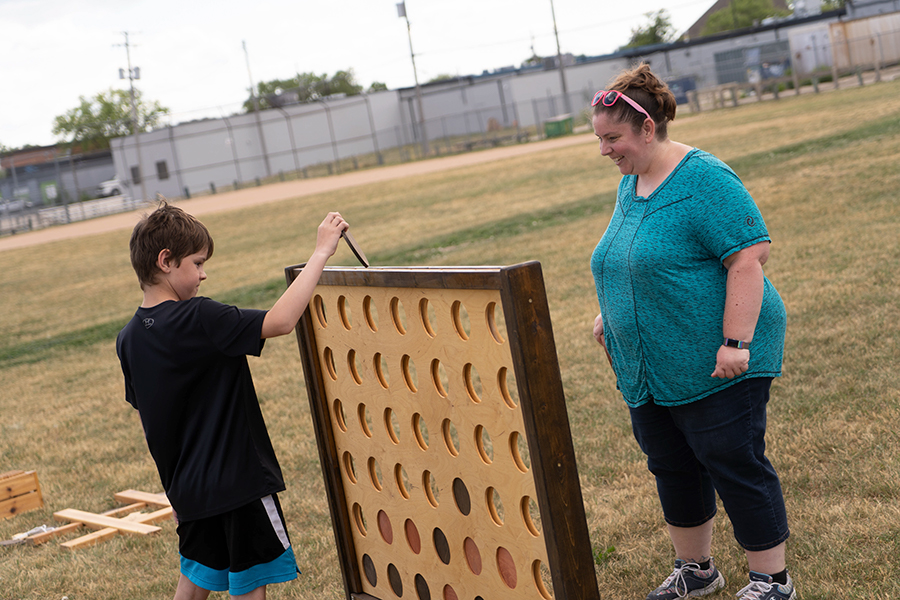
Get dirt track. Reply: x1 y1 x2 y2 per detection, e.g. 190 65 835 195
0 134 593 253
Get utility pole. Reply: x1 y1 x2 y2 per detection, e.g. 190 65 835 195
118 31 148 203
549 0 571 115
397 2 429 157
243 40 272 179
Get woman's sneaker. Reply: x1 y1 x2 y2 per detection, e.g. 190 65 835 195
647 557 726 599
736 571 797 600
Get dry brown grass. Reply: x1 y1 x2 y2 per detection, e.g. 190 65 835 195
1 79 899 599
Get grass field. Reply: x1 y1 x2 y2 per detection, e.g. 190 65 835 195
1 79 899 599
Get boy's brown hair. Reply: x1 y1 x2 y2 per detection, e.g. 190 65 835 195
129 201 215 289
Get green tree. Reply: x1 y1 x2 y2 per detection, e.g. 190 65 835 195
621 10 676 50
367 82 389 93
245 69 365 112
701 0 791 35
820 0 846 9
427 74 455 84
52 89 169 152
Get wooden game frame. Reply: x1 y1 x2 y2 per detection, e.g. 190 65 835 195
286 261 599 600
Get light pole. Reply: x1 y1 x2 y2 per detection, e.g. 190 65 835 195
397 2 429 157
118 31 148 203
549 0 571 115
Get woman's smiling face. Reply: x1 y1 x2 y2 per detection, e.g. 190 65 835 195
592 111 647 176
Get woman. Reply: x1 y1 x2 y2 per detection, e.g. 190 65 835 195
590 64 796 600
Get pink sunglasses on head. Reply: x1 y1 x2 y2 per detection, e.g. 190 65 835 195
592 90 652 121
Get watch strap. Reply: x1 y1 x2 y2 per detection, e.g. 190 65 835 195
723 338 750 349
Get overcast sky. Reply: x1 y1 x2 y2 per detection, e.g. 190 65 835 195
1 0 715 149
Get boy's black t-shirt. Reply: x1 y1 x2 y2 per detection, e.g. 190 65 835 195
116 296 285 521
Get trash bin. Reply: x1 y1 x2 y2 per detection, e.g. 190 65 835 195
543 114 574 138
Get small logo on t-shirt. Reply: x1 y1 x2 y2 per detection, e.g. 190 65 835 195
142 318 155 329
746 216 756 227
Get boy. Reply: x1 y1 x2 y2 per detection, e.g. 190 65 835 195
116 202 348 599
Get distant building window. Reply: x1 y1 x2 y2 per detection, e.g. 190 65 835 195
130 166 141 185
156 160 169 181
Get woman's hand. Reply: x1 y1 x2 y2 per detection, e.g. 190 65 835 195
593 313 613 368
593 313 605 347
711 345 750 379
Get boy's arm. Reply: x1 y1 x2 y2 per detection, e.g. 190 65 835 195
261 212 348 339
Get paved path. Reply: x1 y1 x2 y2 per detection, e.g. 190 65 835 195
0 134 593 253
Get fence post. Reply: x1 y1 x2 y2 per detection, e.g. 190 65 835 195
362 95 383 166
872 35 882 83
792 53 801 95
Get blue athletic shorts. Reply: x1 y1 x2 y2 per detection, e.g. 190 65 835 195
176 494 300 595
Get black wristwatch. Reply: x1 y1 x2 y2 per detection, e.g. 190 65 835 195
723 338 750 349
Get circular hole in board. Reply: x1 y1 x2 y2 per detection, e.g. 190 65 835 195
431 359 449 398
499 367 519 408
442 419 460 457
348 349 363 385
313 295 327 328
375 353 391 389
533 559 554 599
391 297 407 335
401 355 418 392
353 503 367 536
333 399 347 432
523 496 543 536
363 295 379 332
338 295 352 330
368 457 383 491
433 527 451 565
395 464 410 500
485 301 505 344
497 546 518 589
452 477 471 516
362 553 376 586
451 300 470 340
464 363 483 403
378 509 393 544
384 407 401 445
475 425 494 464
388 563 403 597
323 347 337 381
510 431 530 473
423 470 440 507
486 487 505 526
342 452 357 484
405 519 421 554
414 574 430 600
419 298 437 338
358 404 373 438
413 413 429 451
464 537 482 575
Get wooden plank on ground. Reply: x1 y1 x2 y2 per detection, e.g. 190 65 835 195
53 509 161 535
1 471 39 500
113 490 170 507
0 494 44 520
0 471 44 519
61 507 174 550
1 471 44 519
28 503 148 546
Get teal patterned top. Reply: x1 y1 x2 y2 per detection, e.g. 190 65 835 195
591 149 786 407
